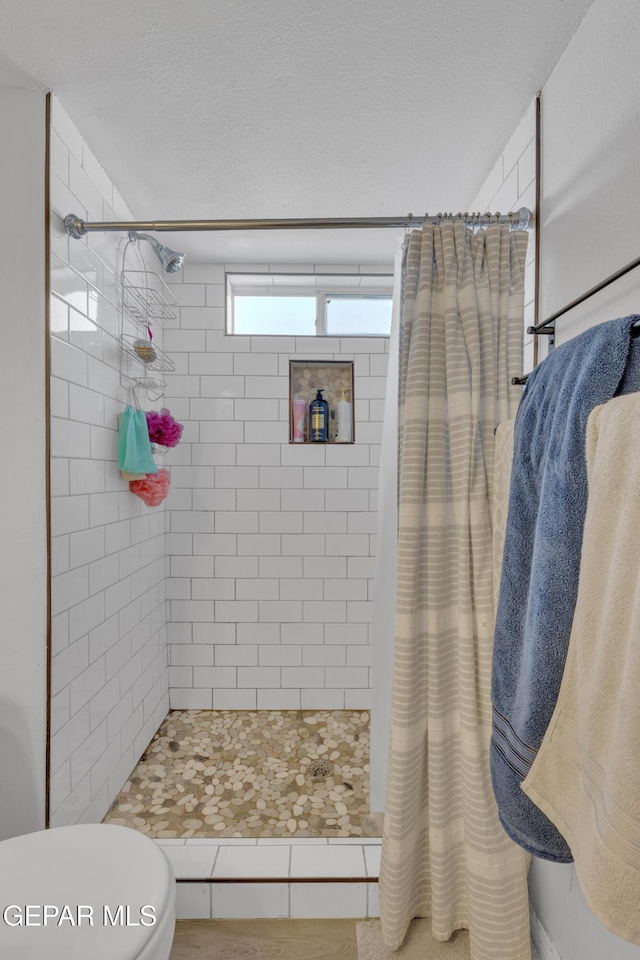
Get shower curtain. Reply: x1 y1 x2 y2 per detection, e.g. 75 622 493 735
370 245 402 812
377 221 531 960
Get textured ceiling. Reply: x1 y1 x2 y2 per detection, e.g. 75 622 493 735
0 0 594 262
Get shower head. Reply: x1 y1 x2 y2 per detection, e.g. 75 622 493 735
129 231 185 273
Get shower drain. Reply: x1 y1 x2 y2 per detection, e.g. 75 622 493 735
307 759 334 780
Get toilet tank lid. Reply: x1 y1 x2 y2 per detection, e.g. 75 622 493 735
0 824 174 960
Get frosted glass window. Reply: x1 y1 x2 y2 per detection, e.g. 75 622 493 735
325 295 392 336
232 296 316 336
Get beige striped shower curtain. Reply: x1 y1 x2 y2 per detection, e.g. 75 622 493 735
378 221 531 960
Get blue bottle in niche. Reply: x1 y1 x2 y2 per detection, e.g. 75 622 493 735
309 389 329 442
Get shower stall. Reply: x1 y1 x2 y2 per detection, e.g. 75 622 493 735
50 213 384 837
48 105 391 842
49 100 529 849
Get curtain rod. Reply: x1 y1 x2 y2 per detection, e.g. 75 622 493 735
63 207 533 238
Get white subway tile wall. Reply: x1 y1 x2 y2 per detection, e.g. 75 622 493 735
49 97 169 826
164 263 390 708
468 98 537 371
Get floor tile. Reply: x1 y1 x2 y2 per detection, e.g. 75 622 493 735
104 708 374 839
213 844 291 878
185 837 258 845
327 836 381 844
364 845 381 877
290 882 367 918
367 884 380 918
290 844 366 878
175 883 211 919
162 844 219 877
258 837 328 846
210 882 289 919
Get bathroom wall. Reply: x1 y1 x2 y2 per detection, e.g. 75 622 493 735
476 1 640 957
0 88 47 840
48 97 169 826
468 97 538 363
162 264 390 711
530 1 640 958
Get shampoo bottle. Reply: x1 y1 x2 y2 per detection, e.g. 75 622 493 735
309 389 329 442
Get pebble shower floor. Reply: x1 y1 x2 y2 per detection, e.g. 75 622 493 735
103 709 377 839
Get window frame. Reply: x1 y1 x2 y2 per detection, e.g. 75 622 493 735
226 272 393 337
320 291 393 337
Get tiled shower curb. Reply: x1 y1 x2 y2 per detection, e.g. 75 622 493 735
157 837 381 919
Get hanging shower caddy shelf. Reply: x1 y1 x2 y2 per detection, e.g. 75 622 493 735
121 269 178 326
120 334 175 374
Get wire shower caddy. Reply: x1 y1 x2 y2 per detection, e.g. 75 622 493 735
118 238 176 400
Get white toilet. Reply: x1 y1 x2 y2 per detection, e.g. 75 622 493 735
0 823 175 959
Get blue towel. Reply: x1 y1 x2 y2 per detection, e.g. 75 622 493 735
491 315 640 861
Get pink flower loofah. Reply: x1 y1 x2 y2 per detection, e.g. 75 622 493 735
145 408 183 448
129 468 171 507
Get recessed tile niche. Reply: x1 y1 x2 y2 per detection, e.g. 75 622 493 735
289 360 355 443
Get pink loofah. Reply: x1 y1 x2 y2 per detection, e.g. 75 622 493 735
129 468 171 507
145 408 183 448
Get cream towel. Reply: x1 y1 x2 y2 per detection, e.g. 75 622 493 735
522 392 640 945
